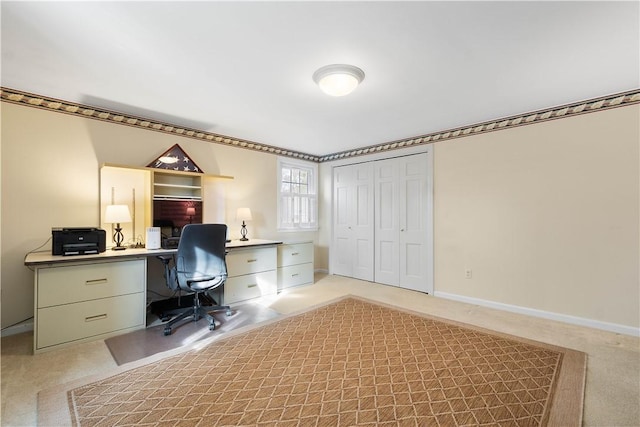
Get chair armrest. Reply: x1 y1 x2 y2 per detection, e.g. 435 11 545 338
157 255 175 288
157 255 173 265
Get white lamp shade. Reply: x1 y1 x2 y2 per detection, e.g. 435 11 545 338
236 207 253 221
104 204 132 224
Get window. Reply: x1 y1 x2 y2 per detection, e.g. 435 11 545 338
277 157 318 231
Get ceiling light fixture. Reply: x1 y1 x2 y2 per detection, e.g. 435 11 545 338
312 64 365 97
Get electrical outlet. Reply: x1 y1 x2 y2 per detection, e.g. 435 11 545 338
465 268 472 279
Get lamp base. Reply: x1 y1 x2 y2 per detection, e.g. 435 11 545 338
240 222 249 241
112 226 126 251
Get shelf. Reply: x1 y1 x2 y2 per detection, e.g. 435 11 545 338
153 195 202 201
154 183 201 190
100 162 233 229
153 171 201 201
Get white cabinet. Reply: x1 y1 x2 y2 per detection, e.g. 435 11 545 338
34 259 146 353
212 241 314 303
25 240 283 354
277 242 314 291
224 246 278 304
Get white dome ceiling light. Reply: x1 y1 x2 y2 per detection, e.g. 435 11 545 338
312 64 365 97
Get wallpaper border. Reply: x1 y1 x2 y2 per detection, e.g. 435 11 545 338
2 87 638 163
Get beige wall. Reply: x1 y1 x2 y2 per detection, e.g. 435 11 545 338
2 100 638 331
432 105 639 328
0 103 319 328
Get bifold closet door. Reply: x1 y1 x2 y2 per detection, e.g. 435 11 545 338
374 158 399 286
398 154 430 292
332 162 374 281
375 154 430 292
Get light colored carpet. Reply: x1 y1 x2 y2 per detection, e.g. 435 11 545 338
38 295 585 426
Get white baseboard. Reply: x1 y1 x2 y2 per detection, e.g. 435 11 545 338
1 319 34 338
433 291 640 337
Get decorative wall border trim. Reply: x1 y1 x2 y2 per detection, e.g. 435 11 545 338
0 87 321 162
2 87 638 163
318 89 640 162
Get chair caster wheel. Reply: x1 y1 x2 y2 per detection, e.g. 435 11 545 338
164 327 172 336
209 323 216 331
226 310 232 316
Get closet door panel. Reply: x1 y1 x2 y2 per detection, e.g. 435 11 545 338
332 163 374 281
352 163 374 281
405 179 422 230
378 182 394 227
333 167 353 277
377 241 399 286
405 243 422 276
355 238 372 279
399 154 430 292
334 237 352 276
335 187 349 225
375 159 399 285
356 184 370 225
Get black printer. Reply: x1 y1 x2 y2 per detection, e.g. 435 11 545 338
52 227 106 256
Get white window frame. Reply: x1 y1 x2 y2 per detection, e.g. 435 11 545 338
277 157 318 231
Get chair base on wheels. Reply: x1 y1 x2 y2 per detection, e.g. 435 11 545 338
161 291 232 336
155 224 231 337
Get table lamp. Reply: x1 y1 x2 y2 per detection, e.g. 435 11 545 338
104 204 132 250
236 208 252 241
186 207 196 224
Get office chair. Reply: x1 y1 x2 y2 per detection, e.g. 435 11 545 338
157 223 232 336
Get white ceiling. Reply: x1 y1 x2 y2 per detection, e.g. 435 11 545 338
2 1 638 157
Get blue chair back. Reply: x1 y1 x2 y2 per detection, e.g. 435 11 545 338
172 223 228 292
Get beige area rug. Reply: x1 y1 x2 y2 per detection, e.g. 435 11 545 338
38 296 586 426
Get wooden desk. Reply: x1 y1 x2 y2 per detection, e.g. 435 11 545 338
24 239 282 353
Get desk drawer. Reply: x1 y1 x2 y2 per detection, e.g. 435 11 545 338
37 259 145 308
36 292 145 350
224 270 277 304
278 263 314 290
226 247 277 277
278 243 313 267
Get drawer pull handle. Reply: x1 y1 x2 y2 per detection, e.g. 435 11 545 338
247 259 258 263
85 278 108 285
291 252 299 256
291 273 299 277
85 314 107 322
247 284 258 288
